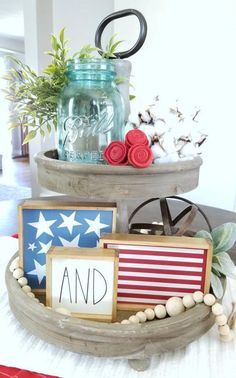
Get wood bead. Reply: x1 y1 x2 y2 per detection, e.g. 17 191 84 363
18 277 28 287
212 303 224 316
22 285 31 293
166 297 185 317
192 291 204 303
129 315 140 324
54 307 71 316
27 292 35 298
136 311 147 323
154 304 167 319
182 294 195 309
144 308 155 320
203 294 216 306
219 330 234 342
121 319 130 325
215 314 228 326
13 268 24 279
218 324 230 336
9 258 20 272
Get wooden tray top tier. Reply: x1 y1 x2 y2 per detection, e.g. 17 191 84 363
35 150 202 201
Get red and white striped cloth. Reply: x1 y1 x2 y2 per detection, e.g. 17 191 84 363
105 243 208 307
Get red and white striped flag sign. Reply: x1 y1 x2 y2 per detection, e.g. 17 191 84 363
101 233 212 311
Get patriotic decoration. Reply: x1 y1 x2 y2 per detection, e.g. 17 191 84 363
19 201 116 291
101 233 212 310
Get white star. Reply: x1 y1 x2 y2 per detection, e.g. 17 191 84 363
28 242 37 251
37 240 53 255
27 260 45 285
58 233 80 247
58 211 81 234
28 212 57 239
84 214 109 238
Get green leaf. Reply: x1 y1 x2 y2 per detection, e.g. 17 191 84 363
59 28 65 44
195 229 213 241
216 252 236 278
102 34 124 59
115 76 127 85
47 122 52 133
40 129 45 138
210 272 224 298
212 223 236 254
8 122 18 129
23 130 37 144
129 94 136 101
51 34 58 51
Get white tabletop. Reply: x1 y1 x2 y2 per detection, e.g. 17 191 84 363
1 236 236 378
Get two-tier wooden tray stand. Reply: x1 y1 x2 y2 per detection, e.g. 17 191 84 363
6 150 215 372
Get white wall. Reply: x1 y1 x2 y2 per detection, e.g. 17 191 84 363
52 0 114 54
24 0 55 196
114 0 236 211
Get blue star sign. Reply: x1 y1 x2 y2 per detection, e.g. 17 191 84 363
20 202 116 291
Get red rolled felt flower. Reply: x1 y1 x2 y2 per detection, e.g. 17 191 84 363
125 129 149 148
103 141 128 165
128 144 154 168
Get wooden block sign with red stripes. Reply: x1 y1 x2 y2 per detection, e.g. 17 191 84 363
100 233 212 311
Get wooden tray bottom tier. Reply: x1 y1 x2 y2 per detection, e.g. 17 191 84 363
6 253 215 360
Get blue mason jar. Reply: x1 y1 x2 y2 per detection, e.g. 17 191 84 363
57 58 125 163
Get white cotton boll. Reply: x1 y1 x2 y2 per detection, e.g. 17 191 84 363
139 123 156 138
154 153 180 164
128 113 141 126
153 120 167 137
151 143 167 159
148 104 159 121
191 130 207 146
159 132 177 154
175 139 186 152
179 142 198 157
140 111 152 123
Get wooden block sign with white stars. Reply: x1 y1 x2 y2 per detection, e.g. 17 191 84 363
46 247 119 322
18 200 116 293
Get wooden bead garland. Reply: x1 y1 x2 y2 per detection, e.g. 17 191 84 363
9 256 236 342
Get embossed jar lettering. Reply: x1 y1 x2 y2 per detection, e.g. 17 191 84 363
57 59 125 164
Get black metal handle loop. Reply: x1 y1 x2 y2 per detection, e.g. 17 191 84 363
95 9 147 59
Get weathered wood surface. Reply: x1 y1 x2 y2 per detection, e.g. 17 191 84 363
34 150 202 200
6 253 215 361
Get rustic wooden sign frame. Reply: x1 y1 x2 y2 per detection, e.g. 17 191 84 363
100 233 212 311
46 247 119 322
18 200 116 293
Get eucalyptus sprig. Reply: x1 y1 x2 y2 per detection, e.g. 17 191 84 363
196 223 236 298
